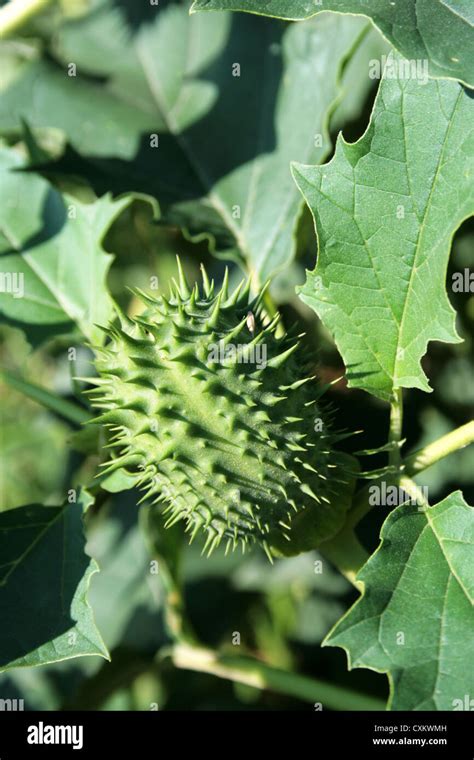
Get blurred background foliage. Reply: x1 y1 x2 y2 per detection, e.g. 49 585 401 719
0 0 472 710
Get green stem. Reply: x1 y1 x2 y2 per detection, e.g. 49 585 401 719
0 0 54 37
388 388 403 469
326 394 474 583
348 419 474 533
404 420 474 476
399 476 430 510
170 643 385 711
322 390 405 585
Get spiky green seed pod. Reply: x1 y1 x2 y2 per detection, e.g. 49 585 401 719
88 262 355 560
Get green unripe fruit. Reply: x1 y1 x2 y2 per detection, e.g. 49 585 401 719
89 262 355 560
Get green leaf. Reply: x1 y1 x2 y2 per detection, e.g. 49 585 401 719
99 468 141 494
0 0 368 280
324 491 474 710
294 55 473 401
0 147 131 342
0 490 109 672
191 0 474 87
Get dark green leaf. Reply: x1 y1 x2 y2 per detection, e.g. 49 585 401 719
0 490 109 671
325 491 474 710
0 1 369 279
191 0 474 87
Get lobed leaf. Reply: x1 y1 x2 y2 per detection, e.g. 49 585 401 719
0 147 131 342
324 491 474 710
294 55 474 401
191 0 474 87
0 490 109 672
0 0 369 280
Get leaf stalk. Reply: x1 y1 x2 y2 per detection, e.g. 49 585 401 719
0 0 54 37
170 643 385 711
